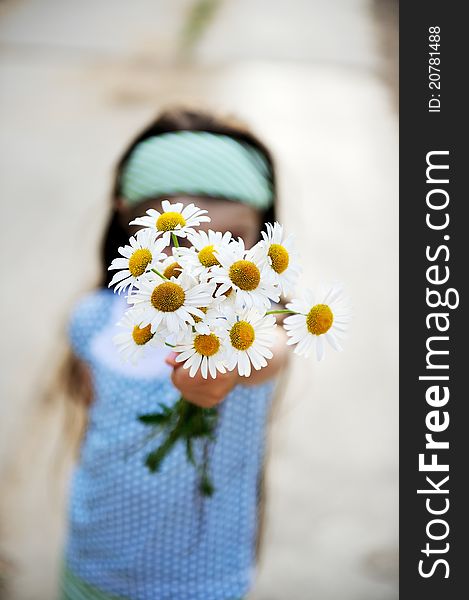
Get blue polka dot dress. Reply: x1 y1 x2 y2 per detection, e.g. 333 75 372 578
63 289 275 600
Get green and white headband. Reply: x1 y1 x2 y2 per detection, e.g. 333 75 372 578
119 131 273 210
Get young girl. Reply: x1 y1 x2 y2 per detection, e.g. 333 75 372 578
61 108 288 600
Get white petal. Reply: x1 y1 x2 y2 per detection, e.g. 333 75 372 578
208 358 217 379
189 353 203 377
326 332 343 352
316 336 325 361
201 356 208 379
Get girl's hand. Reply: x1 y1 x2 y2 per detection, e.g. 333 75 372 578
165 352 240 408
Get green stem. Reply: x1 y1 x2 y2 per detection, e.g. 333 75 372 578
145 427 180 472
152 268 168 280
143 397 219 496
145 399 190 472
165 342 176 348
171 232 180 248
265 309 298 315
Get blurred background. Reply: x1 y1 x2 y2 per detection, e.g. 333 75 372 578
0 1 398 599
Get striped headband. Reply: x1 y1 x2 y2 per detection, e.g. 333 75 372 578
119 131 273 210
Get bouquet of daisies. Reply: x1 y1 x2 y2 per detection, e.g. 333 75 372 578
109 200 349 495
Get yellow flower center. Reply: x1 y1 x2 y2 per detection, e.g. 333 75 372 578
229 320 255 351
193 333 220 356
156 211 186 232
306 304 334 335
229 260 260 291
162 261 182 279
268 243 289 274
151 282 185 312
128 248 152 277
132 324 154 346
198 244 220 267
193 307 208 324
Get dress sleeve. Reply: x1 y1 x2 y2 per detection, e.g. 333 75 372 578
68 290 113 361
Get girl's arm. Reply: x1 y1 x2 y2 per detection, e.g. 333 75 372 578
165 327 289 408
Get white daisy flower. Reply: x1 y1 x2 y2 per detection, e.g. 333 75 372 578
108 229 167 294
192 296 227 335
221 308 277 377
158 253 185 280
178 229 233 278
113 311 164 363
210 238 280 310
252 222 301 296
284 282 351 361
174 326 227 379
129 199 210 246
128 271 216 335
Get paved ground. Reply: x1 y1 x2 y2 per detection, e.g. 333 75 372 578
0 1 398 599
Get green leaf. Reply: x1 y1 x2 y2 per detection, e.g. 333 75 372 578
145 450 163 472
199 474 215 497
138 413 171 426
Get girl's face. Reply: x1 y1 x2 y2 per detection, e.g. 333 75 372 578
120 195 263 249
